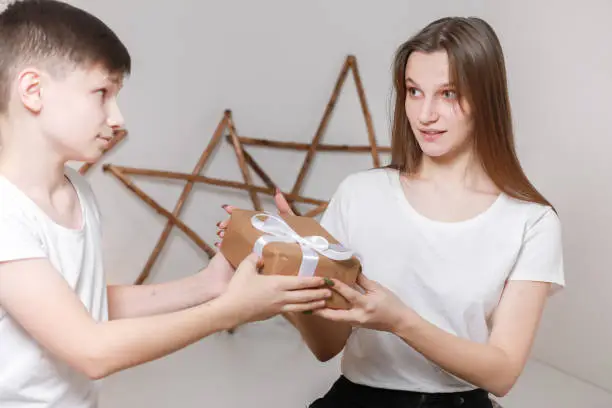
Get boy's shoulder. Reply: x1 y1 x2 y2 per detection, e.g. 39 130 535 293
0 176 42 242
0 166 98 223
0 174 29 219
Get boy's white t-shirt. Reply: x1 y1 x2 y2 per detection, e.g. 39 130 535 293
0 167 106 407
320 168 564 393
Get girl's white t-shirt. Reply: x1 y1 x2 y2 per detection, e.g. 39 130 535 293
320 168 564 393
0 167 106 407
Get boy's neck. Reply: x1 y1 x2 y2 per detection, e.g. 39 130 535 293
0 121 68 195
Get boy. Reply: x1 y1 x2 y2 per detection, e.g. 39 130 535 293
0 1 332 406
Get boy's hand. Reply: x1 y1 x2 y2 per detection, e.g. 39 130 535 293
217 254 331 326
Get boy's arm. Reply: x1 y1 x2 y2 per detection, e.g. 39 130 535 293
0 255 330 380
107 253 233 319
106 274 215 320
0 258 238 380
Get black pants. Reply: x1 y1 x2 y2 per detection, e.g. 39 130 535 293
309 376 494 408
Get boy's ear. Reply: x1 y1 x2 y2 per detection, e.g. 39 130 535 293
17 69 44 114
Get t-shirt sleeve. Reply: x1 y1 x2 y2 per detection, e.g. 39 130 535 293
0 216 46 263
507 208 565 294
320 178 351 248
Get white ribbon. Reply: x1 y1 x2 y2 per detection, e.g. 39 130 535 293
250 212 354 277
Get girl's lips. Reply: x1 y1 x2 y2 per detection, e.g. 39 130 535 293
419 129 446 142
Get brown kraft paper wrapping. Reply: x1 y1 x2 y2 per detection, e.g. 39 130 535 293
220 209 362 309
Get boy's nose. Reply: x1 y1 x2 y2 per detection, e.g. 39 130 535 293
107 101 125 129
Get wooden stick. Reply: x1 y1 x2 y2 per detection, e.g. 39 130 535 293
79 129 128 175
303 203 328 218
348 56 380 167
103 165 216 284
226 113 262 211
238 146 303 216
232 136 391 153
137 112 230 285
291 56 352 198
240 149 275 189
110 165 327 206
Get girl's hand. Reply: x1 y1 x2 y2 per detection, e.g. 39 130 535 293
314 274 416 333
215 189 294 246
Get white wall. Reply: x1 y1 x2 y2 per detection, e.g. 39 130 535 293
480 0 612 394
62 1 612 407
495 359 612 408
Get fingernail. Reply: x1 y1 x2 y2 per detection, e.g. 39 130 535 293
323 277 334 287
221 204 228 209
214 242 220 248
216 221 221 227
275 187 281 195
302 310 313 315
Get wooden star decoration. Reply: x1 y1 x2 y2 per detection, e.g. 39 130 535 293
103 110 325 284
103 54 390 286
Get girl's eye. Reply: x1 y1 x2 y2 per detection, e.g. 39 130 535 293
441 89 457 99
407 87 422 97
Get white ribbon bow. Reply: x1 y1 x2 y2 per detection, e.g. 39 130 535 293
251 212 354 277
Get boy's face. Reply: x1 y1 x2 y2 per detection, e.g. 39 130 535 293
34 64 125 163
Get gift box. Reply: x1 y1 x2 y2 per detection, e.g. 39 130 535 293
220 209 361 309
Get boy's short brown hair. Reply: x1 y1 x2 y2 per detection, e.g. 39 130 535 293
0 0 131 113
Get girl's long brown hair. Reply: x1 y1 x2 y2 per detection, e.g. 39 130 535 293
388 17 552 208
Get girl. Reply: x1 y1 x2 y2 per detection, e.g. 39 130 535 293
220 16 564 408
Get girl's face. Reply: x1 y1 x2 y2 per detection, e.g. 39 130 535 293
404 50 473 161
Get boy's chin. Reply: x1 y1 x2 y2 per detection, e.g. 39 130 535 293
68 149 104 164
